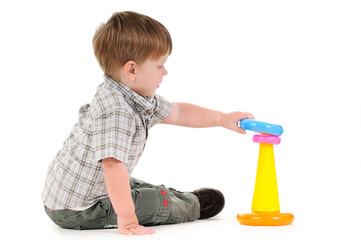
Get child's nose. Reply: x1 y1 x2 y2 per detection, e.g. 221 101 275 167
163 68 168 76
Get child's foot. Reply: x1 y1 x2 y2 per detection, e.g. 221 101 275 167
192 188 225 219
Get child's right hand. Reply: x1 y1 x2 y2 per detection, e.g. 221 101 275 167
117 215 155 235
220 111 255 135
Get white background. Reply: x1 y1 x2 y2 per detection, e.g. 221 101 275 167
1 0 360 239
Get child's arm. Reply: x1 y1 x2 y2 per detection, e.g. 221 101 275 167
102 158 155 235
161 102 254 134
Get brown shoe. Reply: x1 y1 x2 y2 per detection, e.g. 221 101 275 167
192 188 225 219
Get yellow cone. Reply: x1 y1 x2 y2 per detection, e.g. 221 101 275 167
252 142 280 212
237 136 294 226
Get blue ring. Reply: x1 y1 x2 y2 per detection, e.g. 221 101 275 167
239 119 283 136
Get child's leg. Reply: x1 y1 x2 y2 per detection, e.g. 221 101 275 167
129 177 200 225
45 178 200 230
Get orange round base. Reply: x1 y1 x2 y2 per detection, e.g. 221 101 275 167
237 212 294 226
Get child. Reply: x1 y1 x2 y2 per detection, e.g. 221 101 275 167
42 11 254 235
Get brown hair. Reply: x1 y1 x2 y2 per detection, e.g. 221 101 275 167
93 11 172 76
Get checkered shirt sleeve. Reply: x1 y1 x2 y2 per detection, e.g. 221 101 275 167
91 109 135 163
149 94 173 128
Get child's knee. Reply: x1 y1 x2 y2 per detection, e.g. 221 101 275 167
167 191 200 223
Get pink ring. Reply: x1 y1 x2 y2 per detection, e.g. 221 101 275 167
252 134 281 145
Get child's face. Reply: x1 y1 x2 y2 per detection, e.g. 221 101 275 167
134 53 169 96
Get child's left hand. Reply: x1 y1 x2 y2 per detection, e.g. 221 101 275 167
220 112 255 134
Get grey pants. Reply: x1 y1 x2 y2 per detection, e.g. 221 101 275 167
45 177 200 230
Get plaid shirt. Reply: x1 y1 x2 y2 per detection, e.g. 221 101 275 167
42 76 172 210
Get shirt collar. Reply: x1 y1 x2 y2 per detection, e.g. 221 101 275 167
104 76 156 116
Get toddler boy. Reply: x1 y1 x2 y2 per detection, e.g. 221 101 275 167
42 11 254 235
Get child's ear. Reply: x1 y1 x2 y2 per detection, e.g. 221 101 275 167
123 60 137 81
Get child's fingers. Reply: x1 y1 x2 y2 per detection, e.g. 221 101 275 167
122 226 155 235
231 121 246 134
144 227 155 234
241 112 255 120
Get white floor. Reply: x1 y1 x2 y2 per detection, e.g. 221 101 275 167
29 201 361 240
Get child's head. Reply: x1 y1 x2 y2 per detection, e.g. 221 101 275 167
93 11 172 78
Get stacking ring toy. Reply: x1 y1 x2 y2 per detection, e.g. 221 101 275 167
239 119 283 136
237 119 294 226
253 134 281 144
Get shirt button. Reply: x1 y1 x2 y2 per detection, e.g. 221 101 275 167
146 110 152 115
